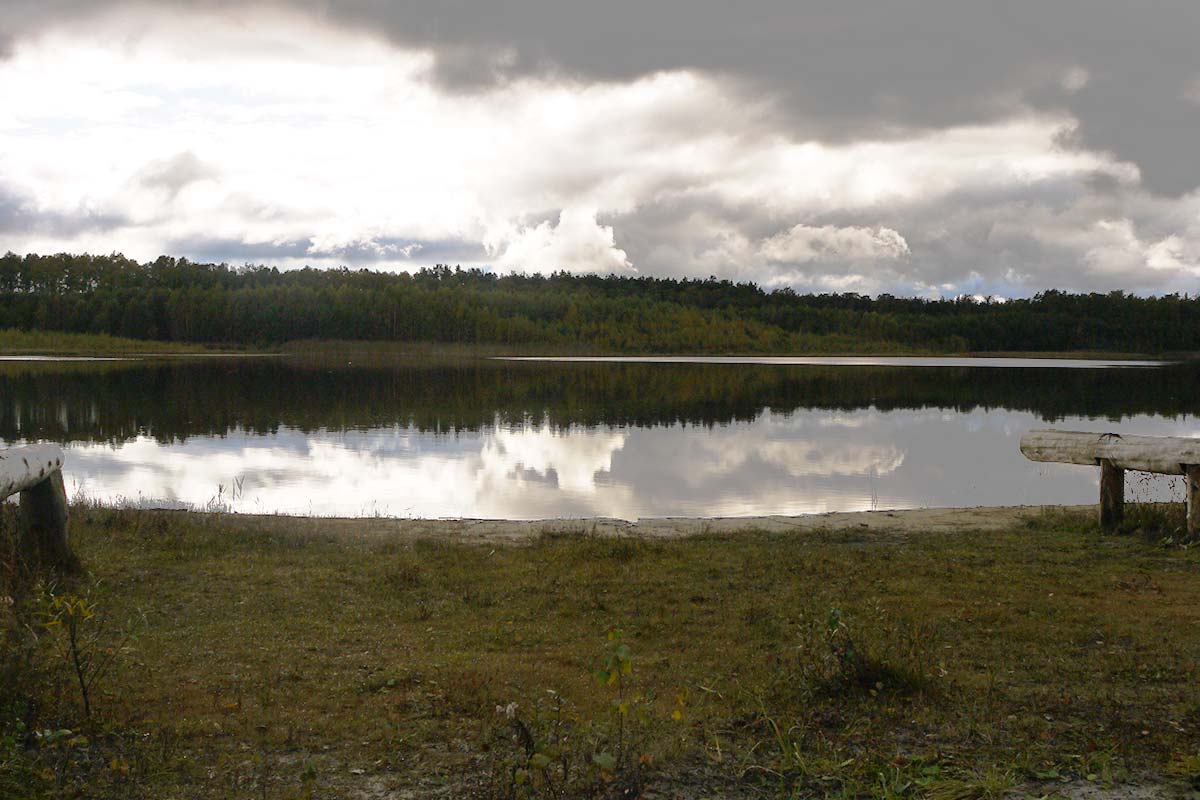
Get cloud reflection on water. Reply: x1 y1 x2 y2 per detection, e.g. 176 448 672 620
60 407 1196 520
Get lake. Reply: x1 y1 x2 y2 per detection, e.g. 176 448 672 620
2 355 1196 519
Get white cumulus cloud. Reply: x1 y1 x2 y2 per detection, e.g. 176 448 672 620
760 224 910 264
490 208 634 274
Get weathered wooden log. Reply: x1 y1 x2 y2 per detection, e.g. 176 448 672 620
1020 430 1200 475
1020 429 1200 539
0 444 65 497
1 444 76 572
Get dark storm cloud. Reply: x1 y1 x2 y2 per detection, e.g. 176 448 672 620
135 152 218 200
9 0 1200 197
0 183 126 237
167 234 487 267
606 168 1198 297
6 1 1200 194
167 236 313 264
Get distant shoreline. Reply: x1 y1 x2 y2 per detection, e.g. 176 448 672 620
2 330 1196 361
135 504 1095 544
495 355 1169 368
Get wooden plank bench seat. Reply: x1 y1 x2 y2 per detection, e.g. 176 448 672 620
1020 429 1200 536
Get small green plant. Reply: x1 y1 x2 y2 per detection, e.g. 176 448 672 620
480 629 651 798
592 628 634 765
804 606 934 698
823 607 860 682
39 592 127 720
590 628 651 793
490 693 578 798
298 758 318 798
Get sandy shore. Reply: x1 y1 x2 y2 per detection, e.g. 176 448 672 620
177 504 1093 545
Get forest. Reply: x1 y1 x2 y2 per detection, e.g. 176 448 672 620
2 252 1199 353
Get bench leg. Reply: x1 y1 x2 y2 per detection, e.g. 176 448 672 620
18 471 77 573
1099 459 1124 531
1187 465 1200 542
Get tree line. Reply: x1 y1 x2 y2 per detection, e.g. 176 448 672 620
2 252 1198 353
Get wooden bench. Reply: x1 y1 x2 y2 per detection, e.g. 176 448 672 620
1020 429 1200 537
1 444 76 571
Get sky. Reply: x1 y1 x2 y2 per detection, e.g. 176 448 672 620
1 1 1199 297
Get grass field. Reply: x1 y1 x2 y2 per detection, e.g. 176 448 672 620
3 507 1200 798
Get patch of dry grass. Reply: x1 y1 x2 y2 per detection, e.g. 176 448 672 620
4 506 1200 797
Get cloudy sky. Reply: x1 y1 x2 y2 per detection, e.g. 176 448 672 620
2 1 1199 297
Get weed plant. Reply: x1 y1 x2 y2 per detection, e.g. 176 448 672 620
0 504 166 798
1121 472 1191 543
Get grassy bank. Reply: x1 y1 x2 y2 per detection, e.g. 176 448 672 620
4 508 1200 798
278 339 1181 365
0 332 934 363
276 338 937 365
1 330 1180 362
0 329 213 355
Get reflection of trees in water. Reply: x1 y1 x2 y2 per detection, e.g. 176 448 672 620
1 360 1198 445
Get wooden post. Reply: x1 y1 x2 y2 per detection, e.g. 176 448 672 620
1099 459 1124 531
18 470 77 573
1187 465 1200 542
2 444 77 573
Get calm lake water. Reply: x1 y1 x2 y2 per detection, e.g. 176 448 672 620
2 356 1197 519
